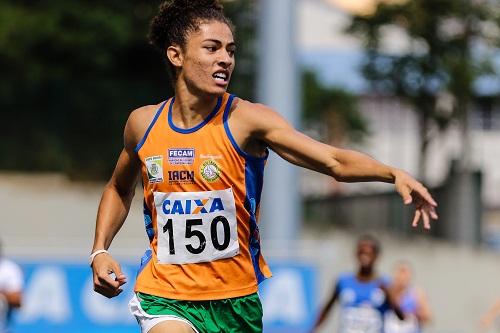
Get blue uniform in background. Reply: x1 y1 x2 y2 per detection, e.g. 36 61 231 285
384 288 420 333
336 273 390 333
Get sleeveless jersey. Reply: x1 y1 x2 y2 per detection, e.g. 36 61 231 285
336 273 390 333
384 288 420 333
134 93 271 300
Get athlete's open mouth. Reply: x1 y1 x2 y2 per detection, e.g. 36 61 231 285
213 71 229 84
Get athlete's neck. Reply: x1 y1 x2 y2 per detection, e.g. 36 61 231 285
172 82 222 129
357 267 376 281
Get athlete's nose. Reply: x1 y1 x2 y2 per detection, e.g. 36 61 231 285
218 50 233 68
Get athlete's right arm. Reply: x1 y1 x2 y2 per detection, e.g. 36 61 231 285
91 105 156 298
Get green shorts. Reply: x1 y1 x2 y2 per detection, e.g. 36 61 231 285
136 292 263 333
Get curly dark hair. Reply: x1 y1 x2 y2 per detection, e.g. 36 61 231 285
149 0 235 81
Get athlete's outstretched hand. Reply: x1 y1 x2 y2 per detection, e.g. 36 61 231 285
393 169 438 229
91 252 127 298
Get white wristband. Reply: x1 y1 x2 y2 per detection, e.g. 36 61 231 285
89 249 109 267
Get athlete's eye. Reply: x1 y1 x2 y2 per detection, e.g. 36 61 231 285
205 46 217 52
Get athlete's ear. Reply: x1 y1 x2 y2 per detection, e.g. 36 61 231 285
166 45 183 69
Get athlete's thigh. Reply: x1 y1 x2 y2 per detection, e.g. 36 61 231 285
149 320 196 333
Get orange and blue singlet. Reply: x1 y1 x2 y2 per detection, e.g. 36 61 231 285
134 93 271 301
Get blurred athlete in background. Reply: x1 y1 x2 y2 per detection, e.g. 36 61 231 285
311 236 404 333
0 240 23 333
384 261 432 333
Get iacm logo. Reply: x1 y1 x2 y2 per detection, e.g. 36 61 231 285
168 170 194 181
162 198 225 215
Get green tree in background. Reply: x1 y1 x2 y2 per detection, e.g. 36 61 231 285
0 0 366 179
0 0 257 179
348 0 499 180
302 70 368 145
0 1 168 179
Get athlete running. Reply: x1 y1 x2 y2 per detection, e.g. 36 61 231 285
311 236 403 333
0 240 23 333
384 261 432 333
90 1 438 332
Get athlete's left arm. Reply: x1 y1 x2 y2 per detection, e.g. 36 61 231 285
381 285 405 320
245 102 438 228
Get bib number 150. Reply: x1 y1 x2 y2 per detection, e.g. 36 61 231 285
163 216 231 255
155 188 239 264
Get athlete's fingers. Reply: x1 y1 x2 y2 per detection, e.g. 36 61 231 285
97 270 121 289
398 185 413 205
411 209 421 228
116 275 127 286
421 208 431 230
93 275 123 295
413 184 437 207
94 284 123 298
111 263 127 285
429 205 439 220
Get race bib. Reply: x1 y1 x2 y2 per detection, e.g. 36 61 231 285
154 188 239 264
339 307 383 333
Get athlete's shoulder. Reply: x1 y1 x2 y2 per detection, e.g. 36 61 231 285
124 101 167 151
231 97 290 137
336 272 355 284
232 97 273 115
127 102 165 130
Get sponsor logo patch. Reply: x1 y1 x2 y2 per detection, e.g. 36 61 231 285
161 196 225 215
145 155 164 183
168 148 195 165
200 154 223 160
200 159 220 183
168 170 195 185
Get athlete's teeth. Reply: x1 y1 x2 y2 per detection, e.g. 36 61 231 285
214 73 227 80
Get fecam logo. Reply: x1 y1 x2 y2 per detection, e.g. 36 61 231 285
168 148 195 165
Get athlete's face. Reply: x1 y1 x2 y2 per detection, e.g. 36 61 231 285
175 20 235 96
393 263 412 288
356 241 378 269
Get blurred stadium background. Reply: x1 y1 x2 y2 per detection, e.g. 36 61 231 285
1 0 500 332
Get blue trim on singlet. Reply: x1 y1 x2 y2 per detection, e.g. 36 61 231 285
168 95 223 134
134 100 169 153
137 194 154 277
222 94 269 283
244 157 268 284
222 94 270 161
142 199 155 242
136 248 153 277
